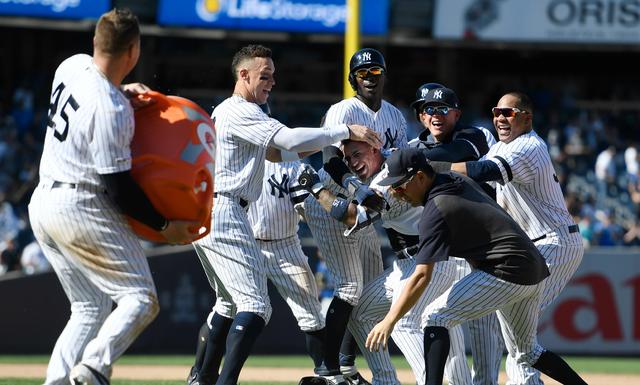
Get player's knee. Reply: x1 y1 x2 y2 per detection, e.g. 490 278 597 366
119 291 159 325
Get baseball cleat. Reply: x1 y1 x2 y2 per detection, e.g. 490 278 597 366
69 364 110 385
344 372 372 385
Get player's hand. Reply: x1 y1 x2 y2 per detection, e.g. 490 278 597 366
366 318 395 352
344 175 387 212
160 219 201 245
347 124 382 149
121 82 155 110
298 165 325 198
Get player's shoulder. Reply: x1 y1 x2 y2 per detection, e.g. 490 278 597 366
56 54 92 75
213 95 263 119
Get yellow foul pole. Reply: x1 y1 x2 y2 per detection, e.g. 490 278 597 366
343 0 360 99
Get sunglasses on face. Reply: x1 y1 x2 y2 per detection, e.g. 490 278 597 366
391 172 417 191
354 66 385 79
491 107 529 118
422 106 453 116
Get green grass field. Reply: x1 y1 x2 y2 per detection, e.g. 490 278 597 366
1 354 638 385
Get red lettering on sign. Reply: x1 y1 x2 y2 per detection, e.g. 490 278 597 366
553 274 623 341
625 276 640 340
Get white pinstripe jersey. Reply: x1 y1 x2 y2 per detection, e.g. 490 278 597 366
39 54 133 187
370 168 422 236
325 97 408 149
486 130 573 239
248 160 308 240
211 95 286 202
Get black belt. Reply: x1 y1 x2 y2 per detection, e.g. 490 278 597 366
213 192 248 208
52 181 77 189
531 224 579 243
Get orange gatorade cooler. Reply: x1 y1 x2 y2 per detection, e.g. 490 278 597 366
129 91 215 243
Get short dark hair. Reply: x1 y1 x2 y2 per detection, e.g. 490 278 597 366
231 44 272 81
94 8 139 55
505 91 534 114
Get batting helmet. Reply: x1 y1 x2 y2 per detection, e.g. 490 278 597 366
348 48 386 90
410 82 446 120
129 91 215 243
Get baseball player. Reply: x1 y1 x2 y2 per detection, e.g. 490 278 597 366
191 44 381 385
188 159 326 385
28 9 199 385
303 48 407 385
434 91 585 385
366 148 588 385
299 139 471 385
409 84 503 385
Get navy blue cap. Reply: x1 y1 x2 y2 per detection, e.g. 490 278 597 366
421 87 460 108
378 148 431 186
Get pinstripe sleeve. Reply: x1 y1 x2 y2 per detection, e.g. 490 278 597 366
228 103 286 147
92 98 133 174
395 111 408 148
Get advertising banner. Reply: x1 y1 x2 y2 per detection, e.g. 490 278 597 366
0 0 110 19
434 0 640 44
158 0 389 35
538 248 640 354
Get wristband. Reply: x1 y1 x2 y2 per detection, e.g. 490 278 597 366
329 198 349 221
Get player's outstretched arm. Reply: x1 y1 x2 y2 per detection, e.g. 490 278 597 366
366 262 434 352
269 124 381 153
298 165 358 226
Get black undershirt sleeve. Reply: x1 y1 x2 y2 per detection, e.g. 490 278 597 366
101 170 167 231
465 160 502 183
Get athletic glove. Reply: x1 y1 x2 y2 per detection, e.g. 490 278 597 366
343 175 387 212
298 165 325 198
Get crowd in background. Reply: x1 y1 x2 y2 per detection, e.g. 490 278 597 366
1 79 639 277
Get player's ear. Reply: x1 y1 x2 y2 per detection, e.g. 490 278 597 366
239 68 249 81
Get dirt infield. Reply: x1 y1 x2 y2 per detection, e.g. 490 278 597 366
0 363 636 385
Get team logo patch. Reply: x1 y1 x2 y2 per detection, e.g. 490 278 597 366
433 90 443 99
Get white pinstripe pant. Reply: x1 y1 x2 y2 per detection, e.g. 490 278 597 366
505 231 584 385
194 195 272 322
304 197 383 305
424 270 546 373
29 184 159 385
350 257 471 385
452 258 503 385
259 236 325 332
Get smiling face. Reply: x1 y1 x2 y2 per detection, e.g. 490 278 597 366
343 141 384 181
493 93 533 143
419 104 461 143
354 67 385 109
236 56 275 105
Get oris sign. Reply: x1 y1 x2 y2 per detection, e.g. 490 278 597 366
434 0 640 44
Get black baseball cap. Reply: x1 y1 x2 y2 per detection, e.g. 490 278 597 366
422 87 460 108
378 148 431 187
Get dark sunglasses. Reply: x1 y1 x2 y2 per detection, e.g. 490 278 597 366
491 107 529 118
354 66 385 79
422 106 453 116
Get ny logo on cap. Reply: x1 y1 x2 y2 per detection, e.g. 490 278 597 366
361 52 372 61
433 90 443 99
421 88 429 98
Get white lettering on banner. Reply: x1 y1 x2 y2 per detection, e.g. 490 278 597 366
199 0 347 27
0 0 80 12
433 0 640 44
